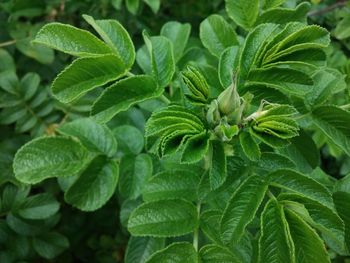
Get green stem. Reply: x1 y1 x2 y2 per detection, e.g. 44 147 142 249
193 202 201 251
267 190 277 200
160 94 170 104
0 39 16 48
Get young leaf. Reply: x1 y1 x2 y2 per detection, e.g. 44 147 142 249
221 175 268 244
128 199 198 237
125 237 165 263
82 15 135 68
285 209 330 263
239 131 260 161
64 156 119 211
258 199 294 263
33 23 112 56
17 193 59 220
199 14 238 57
32 232 69 259
219 46 240 88
91 75 162 123
58 118 118 157
225 0 259 29
181 132 210 164
268 169 333 209
142 170 200 202
13 137 90 184
143 32 175 88
52 54 126 103
145 242 198 263
160 21 191 62
209 140 227 190
312 105 350 157
200 244 242 263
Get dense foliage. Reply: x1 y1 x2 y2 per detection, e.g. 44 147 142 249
1 0 350 262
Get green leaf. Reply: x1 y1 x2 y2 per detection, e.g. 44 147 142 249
17 193 59 220
258 199 294 263
200 244 241 263
113 125 144 155
143 32 175 87
13 136 90 184
285 209 330 263
181 132 210 164
125 237 165 263
143 0 160 13
58 118 118 157
160 21 191 61
256 3 310 25
279 193 345 255
52 54 126 103
119 154 153 199
82 15 135 68
32 232 69 259
128 199 198 237
64 156 119 211
312 105 350 157
246 67 313 96
334 16 350 40
33 23 112 56
92 75 161 123
145 242 198 263
225 0 259 29
219 46 240 88
334 191 350 251
268 169 333 209
200 210 223 244
221 175 268 244
143 170 200 202
209 141 227 190
256 152 296 171
261 0 284 10
126 0 139 14
239 131 260 161
199 14 238 57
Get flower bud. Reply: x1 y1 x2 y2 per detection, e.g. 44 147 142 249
182 66 209 104
217 82 241 116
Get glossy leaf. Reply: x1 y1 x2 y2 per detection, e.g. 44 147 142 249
125 237 165 263
145 242 198 263
33 232 69 259
128 199 198 237
13 137 89 184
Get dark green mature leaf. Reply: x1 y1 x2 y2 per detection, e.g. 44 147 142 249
33 23 112 56
143 32 175 87
125 237 165 263
58 118 117 157
199 14 238 57
259 199 294 263
128 199 198 237
143 170 200 202
13 137 90 184
221 175 268 244
200 244 241 263
92 75 162 123
52 54 126 103
161 21 191 62
83 15 135 68
113 125 144 155
64 156 119 211
181 132 210 164
119 154 153 199
239 131 260 161
334 191 350 251
285 209 330 263
268 169 333 209
145 242 198 263
312 106 350 157
256 2 310 25
209 141 227 190
17 193 59 220
200 210 223 244
32 232 69 259
225 0 259 29
256 152 296 171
